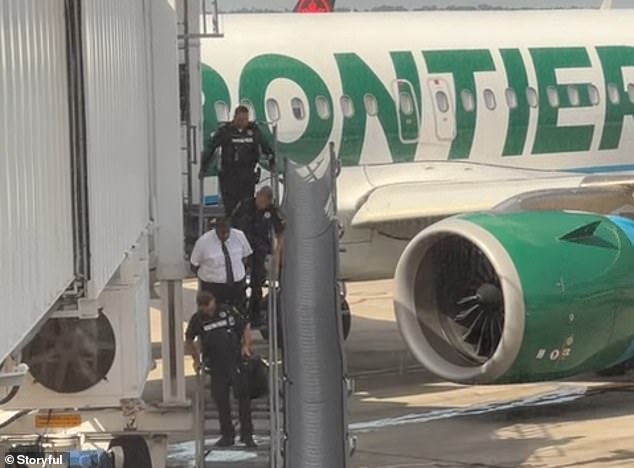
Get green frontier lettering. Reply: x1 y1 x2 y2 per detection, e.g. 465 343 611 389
201 63 231 176
596 46 634 151
500 49 530 156
335 52 421 166
423 50 495 160
239 54 334 165
530 47 594 154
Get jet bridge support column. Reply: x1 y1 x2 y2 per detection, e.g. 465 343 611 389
280 151 350 468
150 0 187 405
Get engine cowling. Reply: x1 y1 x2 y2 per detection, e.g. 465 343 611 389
394 211 634 384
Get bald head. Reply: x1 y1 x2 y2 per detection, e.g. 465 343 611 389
255 186 274 210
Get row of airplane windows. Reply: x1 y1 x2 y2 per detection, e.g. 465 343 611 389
213 83 634 123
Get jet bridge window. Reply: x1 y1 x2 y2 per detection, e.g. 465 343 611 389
483 89 496 110
526 87 538 108
315 95 331 120
588 84 600 106
567 85 580 107
214 101 229 122
340 95 355 118
364 94 378 116
291 98 306 120
546 86 559 108
505 88 518 109
435 91 450 113
628 84 634 103
460 90 475 112
607 83 620 105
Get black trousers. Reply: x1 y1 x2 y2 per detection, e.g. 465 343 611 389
247 248 267 323
219 169 257 217
200 280 246 311
209 370 252 439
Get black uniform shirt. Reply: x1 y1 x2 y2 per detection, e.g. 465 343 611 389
231 198 285 252
204 122 273 172
185 305 247 374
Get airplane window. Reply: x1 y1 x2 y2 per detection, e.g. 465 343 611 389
266 99 280 122
291 98 306 120
214 101 229 122
315 96 331 120
435 91 449 113
460 90 475 112
628 84 634 104
608 83 620 105
526 87 538 108
399 92 414 115
240 99 256 120
567 85 580 107
505 88 518 109
587 84 600 106
547 86 559 108
483 89 496 110
340 95 355 118
364 94 379 116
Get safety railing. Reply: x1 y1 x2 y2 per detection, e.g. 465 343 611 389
268 124 284 468
194 356 206 467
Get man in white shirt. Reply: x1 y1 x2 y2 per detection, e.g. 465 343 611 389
191 217 253 310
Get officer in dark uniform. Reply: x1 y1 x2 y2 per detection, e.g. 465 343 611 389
185 291 256 448
199 105 275 217
231 186 285 324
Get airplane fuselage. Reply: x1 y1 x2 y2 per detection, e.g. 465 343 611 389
199 10 634 280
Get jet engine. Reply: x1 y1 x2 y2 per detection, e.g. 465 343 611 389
394 211 634 384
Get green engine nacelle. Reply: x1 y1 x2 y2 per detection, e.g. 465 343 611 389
393 210 634 384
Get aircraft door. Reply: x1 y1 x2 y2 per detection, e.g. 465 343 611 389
428 78 456 140
392 79 420 144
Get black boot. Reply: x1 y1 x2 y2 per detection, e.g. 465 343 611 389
240 434 257 448
215 435 235 447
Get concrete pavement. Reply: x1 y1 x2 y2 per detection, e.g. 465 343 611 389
160 279 634 467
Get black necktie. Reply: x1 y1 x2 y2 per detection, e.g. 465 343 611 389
221 240 234 285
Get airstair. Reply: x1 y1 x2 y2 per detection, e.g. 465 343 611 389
180 2 353 466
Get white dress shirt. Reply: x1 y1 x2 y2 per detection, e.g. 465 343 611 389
190 228 253 283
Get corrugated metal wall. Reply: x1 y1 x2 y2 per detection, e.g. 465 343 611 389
82 0 151 297
0 0 75 362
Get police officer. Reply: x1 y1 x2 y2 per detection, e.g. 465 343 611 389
199 105 275 217
231 186 285 324
185 291 257 448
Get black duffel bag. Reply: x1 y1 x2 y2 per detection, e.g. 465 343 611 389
235 355 269 400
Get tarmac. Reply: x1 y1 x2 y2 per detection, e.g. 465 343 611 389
158 279 634 468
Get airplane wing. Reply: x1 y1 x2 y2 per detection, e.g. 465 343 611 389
351 170 634 229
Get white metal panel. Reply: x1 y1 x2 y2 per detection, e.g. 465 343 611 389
151 0 186 279
82 0 152 297
0 0 74 362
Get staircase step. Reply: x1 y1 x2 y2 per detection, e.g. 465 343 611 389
203 420 271 433
204 410 271 421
